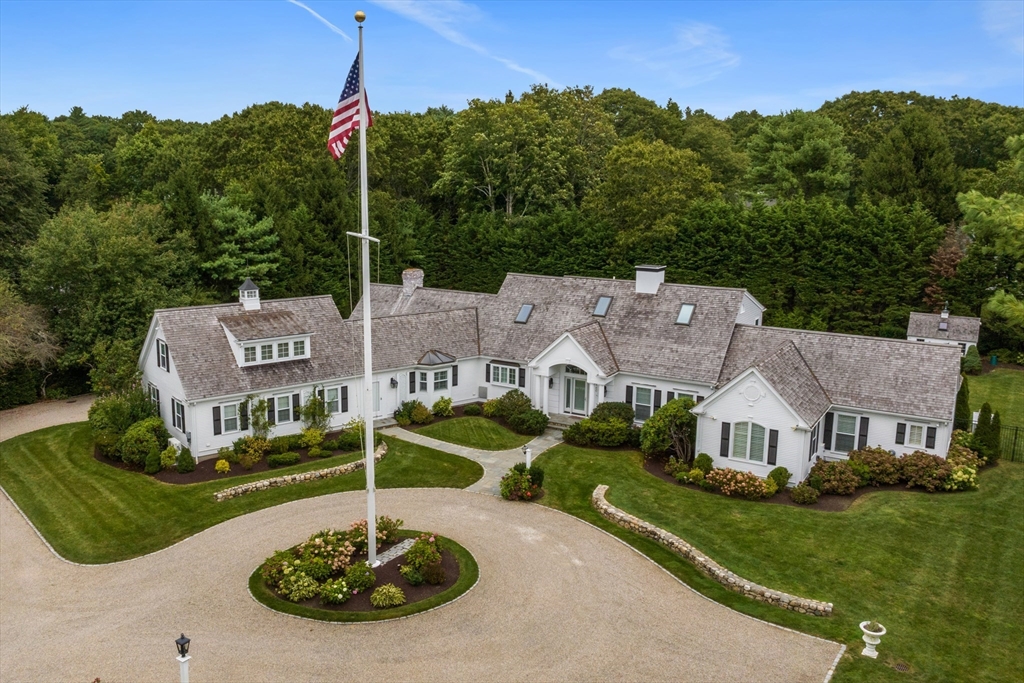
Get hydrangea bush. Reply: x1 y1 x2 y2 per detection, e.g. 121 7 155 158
705 468 770 500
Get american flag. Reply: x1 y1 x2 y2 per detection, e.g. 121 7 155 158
327 55 372 159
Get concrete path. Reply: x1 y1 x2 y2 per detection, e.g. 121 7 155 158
0 394 95 442
0 488 842 683
379 426 563 494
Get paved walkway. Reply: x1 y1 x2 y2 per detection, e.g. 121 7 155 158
0 488 842 683
380 426 563 494
0 394 95 443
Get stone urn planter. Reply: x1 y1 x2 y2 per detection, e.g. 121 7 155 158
860 621 886 658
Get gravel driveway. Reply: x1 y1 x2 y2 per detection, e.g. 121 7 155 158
0 487 842 683
0 395 94 442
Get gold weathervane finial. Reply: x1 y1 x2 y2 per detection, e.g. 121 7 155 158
355 10 366 23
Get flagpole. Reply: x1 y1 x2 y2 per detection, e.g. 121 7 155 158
355 10 378 567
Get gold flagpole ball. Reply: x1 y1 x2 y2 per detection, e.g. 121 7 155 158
355 10 366 23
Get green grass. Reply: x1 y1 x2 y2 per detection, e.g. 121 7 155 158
535 444 1024 683
0 423 483 564
969 367 1024 426
414 416 531 451
248 531 478 622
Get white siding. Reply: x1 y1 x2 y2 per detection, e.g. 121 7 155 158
611 373 713 423
140 323 190 447
816 407 951 461
906 336 973 356
735 291 766 326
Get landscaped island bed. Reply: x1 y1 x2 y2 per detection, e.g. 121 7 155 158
413 416 532 451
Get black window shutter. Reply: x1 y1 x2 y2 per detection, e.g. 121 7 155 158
452 365 459 387
625 385 633 406
858 416 870 450
213 406 221 435
823 412 834 450
485 363 491 383
518 368 526 387
292 393 300 421
267 400 275 425
895 423 906 445
667 391 675 402
768 429 779 465
155 388 160 417
809 430 815 461
720 422 731 458
341 386 349 412
409 371 416 393
696 395 705 403
181 406 185 433
654 390 662 411
240 402 249 431
926 426 936 449
316 387 324 401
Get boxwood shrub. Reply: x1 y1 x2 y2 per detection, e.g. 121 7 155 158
508 408 548 435
268 452 301 469
462 403 482 416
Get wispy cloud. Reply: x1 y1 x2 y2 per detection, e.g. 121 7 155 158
371 0 557 85
981 0 1024 54
610 22 740 88
286 0 352 42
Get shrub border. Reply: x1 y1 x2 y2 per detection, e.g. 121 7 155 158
592 484 833 617
248 531 479 623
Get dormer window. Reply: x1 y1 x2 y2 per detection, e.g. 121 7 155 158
515 304 534 324
277 342 290 358
676 303 695 325
244 346 257 363
593 296 612 317
261 344 273 361
293 340 305 357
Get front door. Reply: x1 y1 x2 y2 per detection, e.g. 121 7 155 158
564 377 588 415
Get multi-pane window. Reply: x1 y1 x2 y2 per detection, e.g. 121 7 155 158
148 383 160 415
834 414 858 453
732 422 766 462
908 424 924 446
261 344 274 361
634 387 653 421
157 339 169 370
293 340 305 357
809 423 819 461
277 342 290 359
434 370 448 391
277 396 291 423
491 364 517 386
326 387 340 413
419 372 428 392
223 404 239 432
244 346 257 363
172 399 185 431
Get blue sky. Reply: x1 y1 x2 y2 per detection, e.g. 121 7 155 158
1 0 1021 121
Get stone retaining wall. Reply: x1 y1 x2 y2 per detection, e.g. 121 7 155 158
592 484 833 617
214 443 388 502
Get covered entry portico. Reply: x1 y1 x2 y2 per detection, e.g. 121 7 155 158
529 328 614 419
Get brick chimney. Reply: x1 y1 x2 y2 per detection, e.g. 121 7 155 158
402 268 424 297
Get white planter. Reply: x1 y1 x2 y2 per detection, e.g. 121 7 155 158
860 621 886 658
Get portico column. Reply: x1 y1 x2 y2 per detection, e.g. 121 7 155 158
589 382 599 416
540 374 550 415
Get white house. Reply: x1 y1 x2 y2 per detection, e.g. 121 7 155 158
906 307 980 356
142 267 962 482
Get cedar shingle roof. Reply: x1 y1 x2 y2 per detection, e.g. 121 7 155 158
719 326 961 421
907 313 980 343
751 341 831 425
219 310 309 341
350 284 494 318
565 322 619 375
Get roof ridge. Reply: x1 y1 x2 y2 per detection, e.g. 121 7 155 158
503 272 749 294
359 306 481 322
154 294 334 314
742 323 964 351
755 340 832 405
595 321 621 373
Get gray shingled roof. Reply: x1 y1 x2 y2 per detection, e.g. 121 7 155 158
239 278 259 292
563 322 619 375
907 312 980 343
350 283 495 318
751 341 831 425
340 308 481 375
719 326 961 421
219 310 309 342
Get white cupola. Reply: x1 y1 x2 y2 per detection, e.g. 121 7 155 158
239 278 261 311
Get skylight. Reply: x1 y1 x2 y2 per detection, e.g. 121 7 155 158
515 304 534 324
593 296 612 317
676 303 695 325
938 321 948 331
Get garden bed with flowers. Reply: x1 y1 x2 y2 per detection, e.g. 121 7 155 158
249 517 478 622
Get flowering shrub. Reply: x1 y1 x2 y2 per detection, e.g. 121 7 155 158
810 460 860 495
686 469 705 486
300 428 325 449
951 429 975 449
399 564 424 586
344 562 376 593
947 443 983 470
239 436 270 469
297 529 356 574
370 583 406 608
348 516 403 552
499 468 537 500
944 465 978 491
261 549 297 587
849 460 872 487
848 447 901 485
900 451 954 492
431 396 454 417
404 533 442 570
705 468 770 500
215 459 231 474
319 578 352 605
692 453 714 475
279 572 320 602
674 470 690 484
790 483 819 504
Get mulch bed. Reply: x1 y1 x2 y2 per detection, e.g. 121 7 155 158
641 457 992 512
270 541 460 613
92 429 364 485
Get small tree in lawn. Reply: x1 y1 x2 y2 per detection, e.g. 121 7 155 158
954 376 971 432
640 397 697 463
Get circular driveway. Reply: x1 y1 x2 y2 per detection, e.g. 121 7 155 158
0 487 841 682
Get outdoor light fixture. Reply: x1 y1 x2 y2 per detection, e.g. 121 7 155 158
175 633 191 683
175 634 190 658
390 377 398 388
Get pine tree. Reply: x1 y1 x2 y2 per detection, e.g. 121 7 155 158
954 375 971 431
974 403 993 461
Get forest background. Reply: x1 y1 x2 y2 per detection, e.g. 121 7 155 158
1 87 1022 407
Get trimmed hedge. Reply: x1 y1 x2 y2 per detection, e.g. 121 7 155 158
268 452 301 469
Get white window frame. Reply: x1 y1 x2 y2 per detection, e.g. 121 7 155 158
293 339 306 357
670 389 695 402
676 303 696 325
276 395 292 424
491 363 518 387
325 387 340 414
261 344 274 361
157 339 169 370
809 422 819 461
593 296 612 317
908 424 924 447
277 342 290 359
244 346 257 363
434 369 449 391
834 413 858 453
172 399 185 431
222 403 239 433
419 371 428 392
732 421 766 463
634 387 653 421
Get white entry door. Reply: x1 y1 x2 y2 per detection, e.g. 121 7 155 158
564 377 588 415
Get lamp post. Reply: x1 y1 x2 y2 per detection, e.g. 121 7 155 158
175 633 191 683
522 444 532 468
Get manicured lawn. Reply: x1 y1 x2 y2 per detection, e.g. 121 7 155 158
0 423 483 564
535 445 1023 683
415 416 531 451
968 367 1024 426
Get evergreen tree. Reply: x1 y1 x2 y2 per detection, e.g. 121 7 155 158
989 411 1001 461
961 345 982 375
954 376 971 432
974 403 993 461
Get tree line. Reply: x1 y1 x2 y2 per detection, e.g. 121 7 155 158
1 87 1022 406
